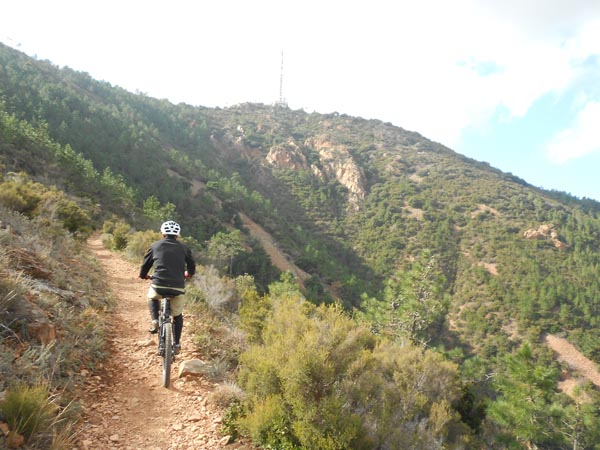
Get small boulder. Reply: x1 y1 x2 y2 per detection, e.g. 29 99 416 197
178 359 207 378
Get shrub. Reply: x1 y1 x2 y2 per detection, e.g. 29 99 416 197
356 341 469 448
238 288 270 344
125 229 161 260
0 177 42 216
192 266 239 311
239 395 299 449
101 218 131 250
236 292 470 449
56 199 92 234
237 296 376 449
0 383 58 441
111 221 131 250
187 283 247 369
221 400 245 443
210 381 245 408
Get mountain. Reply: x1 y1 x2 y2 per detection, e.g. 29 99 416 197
3 41 600 447
3 39 600 355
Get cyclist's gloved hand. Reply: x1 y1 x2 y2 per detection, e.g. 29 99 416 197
140 274 151 280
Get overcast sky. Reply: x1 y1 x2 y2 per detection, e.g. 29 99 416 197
2 0 600 201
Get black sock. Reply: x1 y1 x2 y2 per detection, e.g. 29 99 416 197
148 299 159 322
173 314 183 345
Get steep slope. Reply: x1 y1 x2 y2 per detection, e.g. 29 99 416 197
204 104 600 359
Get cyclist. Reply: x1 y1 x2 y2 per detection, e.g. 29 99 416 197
139 220 196 355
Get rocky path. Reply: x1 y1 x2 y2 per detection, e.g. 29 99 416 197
77 234 252 450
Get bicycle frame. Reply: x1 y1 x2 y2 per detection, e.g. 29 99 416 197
158 296 174 387
158 296 172 354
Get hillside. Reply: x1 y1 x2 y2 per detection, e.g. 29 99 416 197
202 104 600 356
3 41 600 448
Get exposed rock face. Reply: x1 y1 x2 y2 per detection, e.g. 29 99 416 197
523 224 568 249
266 140 310 172
266 136 367 209
308 137 367 206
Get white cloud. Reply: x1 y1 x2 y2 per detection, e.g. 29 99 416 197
546 101 600 163
566 19 600 59
275 0 600 148
1 0 600 151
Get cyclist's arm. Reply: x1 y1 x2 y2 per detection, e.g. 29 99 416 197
139 247 154 279
185 247 196 277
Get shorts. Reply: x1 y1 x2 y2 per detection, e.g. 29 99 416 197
147 286 185 316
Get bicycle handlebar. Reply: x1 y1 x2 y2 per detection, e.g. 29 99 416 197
140 273 191 280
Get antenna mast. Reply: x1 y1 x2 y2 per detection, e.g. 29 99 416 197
277 51 287 107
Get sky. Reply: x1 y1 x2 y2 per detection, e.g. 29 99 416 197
2 0 600 201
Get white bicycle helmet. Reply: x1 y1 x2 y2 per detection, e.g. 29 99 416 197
160 220 181 236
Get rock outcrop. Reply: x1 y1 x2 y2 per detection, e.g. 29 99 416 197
266 136 367 209
523 224 568 249
266 141 310 173
307 137 367 207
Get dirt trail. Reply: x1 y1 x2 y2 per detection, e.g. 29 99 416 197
77 234 251 450
238 212 310 285
544 334 600 398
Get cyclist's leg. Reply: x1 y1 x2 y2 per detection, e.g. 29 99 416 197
147 287 160 333
171 296 185 347
173 314 183 344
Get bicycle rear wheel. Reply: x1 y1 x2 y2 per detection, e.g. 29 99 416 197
162 322 173 387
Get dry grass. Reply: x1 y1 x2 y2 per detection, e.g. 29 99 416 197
210 381 245 407
0 206 113 446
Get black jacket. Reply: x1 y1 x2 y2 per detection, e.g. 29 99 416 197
139 236 196 289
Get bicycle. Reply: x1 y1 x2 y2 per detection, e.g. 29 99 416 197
145 272 190 387
157 295 176 388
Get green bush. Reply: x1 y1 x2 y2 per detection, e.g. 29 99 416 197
221 400 245 442
102 218 131 250
238 288 270 344
0 383 57 441
239 395 299 449
0 175 94 234
186 283 247 371
56 199 92 233
237 295 375 449
125 229 161 260
236 291 470 449
111 221 131 250
358 341 469 448
0 177 42 216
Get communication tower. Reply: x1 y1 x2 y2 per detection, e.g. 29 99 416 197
276 51 288 107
